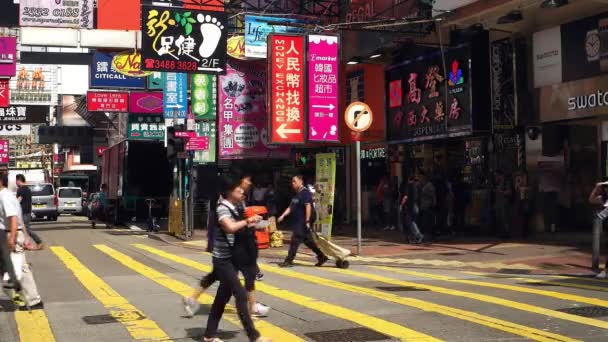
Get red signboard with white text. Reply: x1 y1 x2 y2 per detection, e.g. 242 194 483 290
268 34 306 144
0 80 8 108
0 140 9 164
87 91 129 112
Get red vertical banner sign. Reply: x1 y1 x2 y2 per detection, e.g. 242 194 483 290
268 34 306 144
0 80 8 108
0 140 9 164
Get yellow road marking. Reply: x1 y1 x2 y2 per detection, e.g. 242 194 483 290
94 245 303 342
132 244 439 342
15 310 56 342
464 271 608 293
390 268 608 307
134 244 577 342
50 246 171 341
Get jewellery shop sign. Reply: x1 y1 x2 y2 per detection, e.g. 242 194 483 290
141 6 228 74
0 105 48 124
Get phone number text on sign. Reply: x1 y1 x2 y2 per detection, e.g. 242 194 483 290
268 34 305 144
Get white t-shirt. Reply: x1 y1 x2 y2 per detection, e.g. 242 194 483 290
0 188 21 231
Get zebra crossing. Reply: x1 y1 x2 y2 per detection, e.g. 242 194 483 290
4 239 608 342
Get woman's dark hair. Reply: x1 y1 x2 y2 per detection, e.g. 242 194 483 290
220 175 242 199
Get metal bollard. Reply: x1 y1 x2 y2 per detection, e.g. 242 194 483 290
593 216 602 271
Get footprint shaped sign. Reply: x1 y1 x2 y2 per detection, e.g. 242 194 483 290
141 6 227 74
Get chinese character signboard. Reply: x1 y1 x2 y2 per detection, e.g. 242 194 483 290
163 72 188 119
491 38 516 130
268 34 306 144
130 92 163 114
192 74 217 120
9 65 58 105
0 140 8 164
307 35 339 142
0 37 17 78
244 15 305 58
90 52 146 89
148 72 165 89
19 0 94 28
141 6 227 74
386 45 472 142
0 105 47 124
0 80 8 108
194 121 216 163
87 92 129 112
314 152 336 238
128 115 165 140
186 136 209 150
218 59 289 159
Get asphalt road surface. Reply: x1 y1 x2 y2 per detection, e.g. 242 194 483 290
2 216 608 341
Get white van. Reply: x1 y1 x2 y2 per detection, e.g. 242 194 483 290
57 187 83 215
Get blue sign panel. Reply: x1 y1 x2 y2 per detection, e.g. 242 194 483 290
90 52 146 89
244 15 304 58
163 72 188 119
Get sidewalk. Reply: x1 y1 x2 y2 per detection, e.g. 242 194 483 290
144 227 604 276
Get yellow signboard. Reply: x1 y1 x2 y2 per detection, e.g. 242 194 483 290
112 51 153 78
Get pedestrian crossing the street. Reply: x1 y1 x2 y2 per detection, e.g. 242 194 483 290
4 240 608 342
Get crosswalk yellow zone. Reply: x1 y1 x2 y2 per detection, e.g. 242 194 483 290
383 268 608 308
94 244 303 342
465 271 608 293
14 310 55 342
50 246 171 341
132 243 439 342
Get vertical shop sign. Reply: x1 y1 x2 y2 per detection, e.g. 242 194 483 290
140 6 227 74
268 34 306 144
0 80 8 108
148 72 165 89
491 39 516 129
163 72 188 119
0 140 8 164
218 59 289 159
0 37 17 78
192 74 217 119
307 35 339 142
315 152 336 238
194 120 216 163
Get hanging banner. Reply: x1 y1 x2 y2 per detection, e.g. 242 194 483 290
129 92 163 114
163 72 188 119
268 34 306 144
0 140 8 164
192 74 217 119
0 80 8 108
218 59 289 159
0 105 48 124
87 91 129 112
244 15 305 58
19 0 94 29
148 72 165 89
9 65 58 105
128 114 165 140
194 120 216 164
141 6 227 74
307 35 339 142
90 52 146 89
0 125 32 136
0 37 17 78
314 152 336 238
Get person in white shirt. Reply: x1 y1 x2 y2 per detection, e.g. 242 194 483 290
0 174 21 291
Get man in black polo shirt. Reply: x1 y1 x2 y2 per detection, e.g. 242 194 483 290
278 175 327 268
16 174 43 249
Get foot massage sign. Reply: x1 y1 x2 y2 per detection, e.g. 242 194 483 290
140 6 227 74
307 35 339 142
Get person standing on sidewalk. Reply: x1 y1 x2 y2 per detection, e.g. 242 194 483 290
278 175 328 268
589 181 608 279
16 174 43 250
418 170 437 240
400 175 424 244
0 174 21 292
203 176 270 342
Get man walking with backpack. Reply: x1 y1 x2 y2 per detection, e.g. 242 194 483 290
278 175 328 268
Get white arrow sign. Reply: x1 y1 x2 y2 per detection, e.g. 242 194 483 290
276 123 301 139
197 67 224 73
312 104 335 110
166 104 184 108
